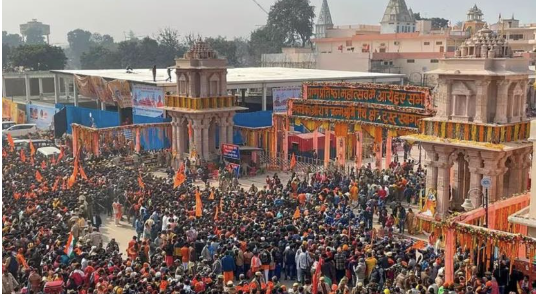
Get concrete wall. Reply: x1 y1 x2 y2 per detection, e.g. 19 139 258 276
392 58 440 86
316 53 370 72
316 36 452 54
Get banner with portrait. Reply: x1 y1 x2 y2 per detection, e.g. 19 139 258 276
26 104 56 130
272 87 301 113
107 80 132 108
132 84 165 109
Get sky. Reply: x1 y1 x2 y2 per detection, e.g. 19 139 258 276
2 0 536 45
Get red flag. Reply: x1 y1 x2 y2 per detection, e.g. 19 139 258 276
290 153 297 169
52 178 60 191
56 147 64 163
41 160 47 169
7 133 14 151
312 258 324 294
195 190 203 217
173 169 186 188
20 149 26 162
36 170 43 182
29 140 36 157
138 174 145 190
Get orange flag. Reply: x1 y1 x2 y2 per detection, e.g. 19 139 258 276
173 170 186 188
36 170 43 182
293 206 301 219
214 206 219 220
41 160 47 169
219 198 224 212
138 174 145 190
29 140 36 157
179 162 185 174
209 190 215 200
13 192 21 200
20 149 26 162
56 147 64 163
7 133 14 151
290 153 297 169
79 163 88 180
52 178 60 192
68 159 79 188
195 190 203 217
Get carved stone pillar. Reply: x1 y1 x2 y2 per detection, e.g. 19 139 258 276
520 149 532 192
171 121 178 155
200 72 208 98
219 115 227 146
467 150 483 208
192 118 203 157
220 71 227 96
451 154 466 209
435 146 453 218
177 118 185 158
495 80 511 123
480 151 504 203
507 152 523 197
437 80 453 119
202 120 210 160
422 143 438 191
189 72 197 97
474 80 490 123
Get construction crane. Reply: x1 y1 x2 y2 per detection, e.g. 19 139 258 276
251 0 269 15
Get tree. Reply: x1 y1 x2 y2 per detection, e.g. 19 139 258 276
157 28 188 66
249 26 285 65
3 44 12 70
2 31 23 47
10 44 67 70
68 29 92 57
412 13 449 29
24 27 46 45
267 0 315 47
90 33 115 49
205 36 238 67
80 45 121 69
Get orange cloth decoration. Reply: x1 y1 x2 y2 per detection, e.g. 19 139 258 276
290 153 297 169
56 147 64 163
138 174 145 189
209 190 215 200
334 123 348 137
79 163 88 180
214 206 219 220
293 207 301 219
174 170 186 188
220 198 224 212
195 190 203 217
7 133 15 151
36 170 43 182
68 159 79 188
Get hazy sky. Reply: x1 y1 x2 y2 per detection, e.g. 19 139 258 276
3 0 536 45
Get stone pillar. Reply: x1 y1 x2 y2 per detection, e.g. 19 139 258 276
227 114 234 145
495 80 511 123
507 152 523 197
261 84 267 111
171 121 178 154
520 149 531 192
422 144 438 191
73 79 79 106
220 72 227 96
520 81 528 120
437 80 452 119
451 155 465 209
467 150 483 208
202 121 210 160
64 78 70 98
474 80 490 123
200 72 208 97
177 119 186 158
193 118 203 157
219 116 227 146
435 146 453 218
480 151 503 203
54 74 60 104
38 78 44 96
25 74 31 103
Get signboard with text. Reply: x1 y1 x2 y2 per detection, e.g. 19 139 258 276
221 143 240 160
272 87 301 113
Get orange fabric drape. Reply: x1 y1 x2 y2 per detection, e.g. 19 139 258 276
35 171 43 182
174 170 186 188
7 133 15 151
195 190 202 217
334 123 348 137
138 175 145 190
293 207 301 219
290 153 297 169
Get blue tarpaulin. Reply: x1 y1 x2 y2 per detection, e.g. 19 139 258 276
233 111 273 128
133 115 171 150
58 104 119 134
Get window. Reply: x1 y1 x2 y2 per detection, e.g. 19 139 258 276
509 34 524 40
430 59 439 63
407 59 415 63
380 43 386 46
379 48 386 53
345 40 353 46
394 41 400 45
424 42 430 45
436 41 443 45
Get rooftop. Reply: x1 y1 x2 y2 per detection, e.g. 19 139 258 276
50 67 405 89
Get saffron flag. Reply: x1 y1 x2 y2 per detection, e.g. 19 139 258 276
195 190 203 217
20 149 26 162
64 232 77 257
56 147 64 163
214 206 219 220
36 170 43 182
219 198 223 212
179 162 185 174
52 178 60 192
138 174 145 190
209 190 215 200
311 258 324 294
173 170 186 188
293 206 301 219
13 192 21 200
29 140 36 157
68 159 79 188
79 163 88 180
41 160 47 169
290 153 297 169
7 133 14 151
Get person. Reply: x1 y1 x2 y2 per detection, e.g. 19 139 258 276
2 265 19 294
91 214 102 231
222 251 236 283
152 65 157 82
406 208 415 235
112 200 122 226
166 67 173 82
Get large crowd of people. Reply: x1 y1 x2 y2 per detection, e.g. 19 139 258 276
2 142 535 294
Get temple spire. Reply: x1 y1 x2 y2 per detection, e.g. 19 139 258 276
380 0 416 34
315 0 333 39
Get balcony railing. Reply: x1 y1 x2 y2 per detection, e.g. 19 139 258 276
164 95 236 110
420 120 530 144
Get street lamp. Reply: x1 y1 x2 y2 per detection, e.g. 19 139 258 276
462 188 489 228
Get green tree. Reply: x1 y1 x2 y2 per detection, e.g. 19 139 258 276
2 31 23 47
249 26 285 65
80 45 121 69
117 40 141 68
90 33 115 49
24 27 46 45
267 0 315 47
205 36 238 67
10 44 67 70
3 44 12 70
156 28 188 66
430 18 449 29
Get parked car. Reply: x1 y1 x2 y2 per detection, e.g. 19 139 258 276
36 146 61 158
2 120 16 130
2 123 37 137
13 139 55 151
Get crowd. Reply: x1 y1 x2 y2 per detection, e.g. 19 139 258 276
2 142 535 294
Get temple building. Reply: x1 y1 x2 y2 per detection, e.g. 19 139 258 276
380 0 416 34
163 41 246 160
406 26 533 218
315 0 334 39
462 4 486 35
